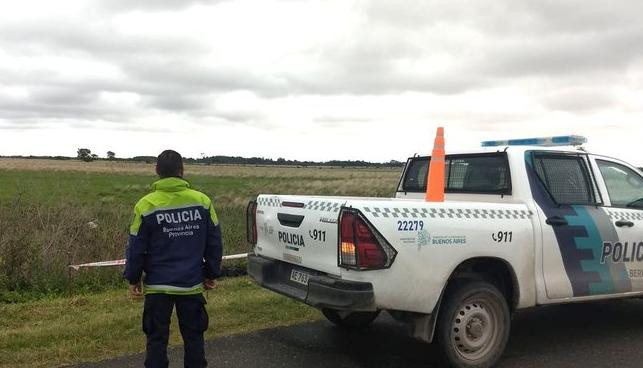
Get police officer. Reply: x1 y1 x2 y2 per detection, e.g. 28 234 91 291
124 150 222 368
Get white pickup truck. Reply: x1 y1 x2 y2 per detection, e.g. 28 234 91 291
246 136 643 368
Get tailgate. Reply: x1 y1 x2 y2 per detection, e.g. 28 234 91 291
254 195 345 276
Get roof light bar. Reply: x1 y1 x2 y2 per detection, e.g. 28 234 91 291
481 135 587 147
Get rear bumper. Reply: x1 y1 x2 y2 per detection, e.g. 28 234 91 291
247 254 376 311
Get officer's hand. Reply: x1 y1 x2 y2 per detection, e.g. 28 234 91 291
204 279 217 290
129 282 143 297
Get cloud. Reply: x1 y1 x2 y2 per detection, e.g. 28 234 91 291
476 29 643 79
120 59 285 96
361 0 643 82
142 94 208 112
542 88 616 113
0 120 46 130
0 0 642 158
94 0 230 13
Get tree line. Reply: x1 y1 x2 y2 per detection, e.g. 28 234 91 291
1 149 404 168
184 155 404 167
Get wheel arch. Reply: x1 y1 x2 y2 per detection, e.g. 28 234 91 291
440 256 520 311
418 256 520 343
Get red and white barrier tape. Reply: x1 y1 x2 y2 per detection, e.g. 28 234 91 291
69 253 248 271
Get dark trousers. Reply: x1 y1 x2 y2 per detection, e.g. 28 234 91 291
143 293 209 368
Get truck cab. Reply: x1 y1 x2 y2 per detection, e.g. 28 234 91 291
399 143 643 293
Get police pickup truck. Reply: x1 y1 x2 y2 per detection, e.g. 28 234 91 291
246 135 643 368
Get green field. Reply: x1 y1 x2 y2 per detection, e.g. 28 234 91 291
0 159 401 367
0 159 401 299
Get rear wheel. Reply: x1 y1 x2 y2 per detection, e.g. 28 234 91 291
321 308 380 328
437 280 510 368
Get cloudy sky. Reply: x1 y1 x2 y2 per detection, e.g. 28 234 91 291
1 0 642 164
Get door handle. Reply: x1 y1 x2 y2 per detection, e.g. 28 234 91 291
277 213 305 228
615 220 635 228
546 216 568 226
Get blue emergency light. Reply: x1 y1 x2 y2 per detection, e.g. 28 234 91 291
481 135 587 147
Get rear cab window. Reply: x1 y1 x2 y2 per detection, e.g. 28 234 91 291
398 152 512 195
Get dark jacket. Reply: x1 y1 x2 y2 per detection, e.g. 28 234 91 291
123 177 222 294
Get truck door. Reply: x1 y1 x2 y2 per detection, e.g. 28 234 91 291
526 151 628 300
593 157 643 292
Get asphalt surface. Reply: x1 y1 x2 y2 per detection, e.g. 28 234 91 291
74 299 643 368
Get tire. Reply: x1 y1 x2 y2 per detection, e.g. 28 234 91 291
321 308 380 328
436 280 510 368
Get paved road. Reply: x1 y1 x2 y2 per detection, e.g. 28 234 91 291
76 299 643 368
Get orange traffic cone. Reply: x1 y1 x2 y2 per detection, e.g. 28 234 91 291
425 127 445 202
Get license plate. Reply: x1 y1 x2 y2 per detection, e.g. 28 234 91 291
290 269 310 286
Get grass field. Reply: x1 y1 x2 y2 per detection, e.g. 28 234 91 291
0 158 400 299
0 158 401 367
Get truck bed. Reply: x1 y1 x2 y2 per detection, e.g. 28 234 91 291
253 194 535 313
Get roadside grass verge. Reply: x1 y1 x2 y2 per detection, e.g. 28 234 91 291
0 277 322 368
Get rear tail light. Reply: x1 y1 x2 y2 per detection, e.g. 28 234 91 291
339 208 397 270
246 200 258 247
340 211 357 266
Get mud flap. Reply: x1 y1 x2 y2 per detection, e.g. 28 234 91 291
410 313 437 343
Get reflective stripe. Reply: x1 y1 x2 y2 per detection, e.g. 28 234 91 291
129 212 143 236
144 283 204 295
209 205 219 226
144 288 204 295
